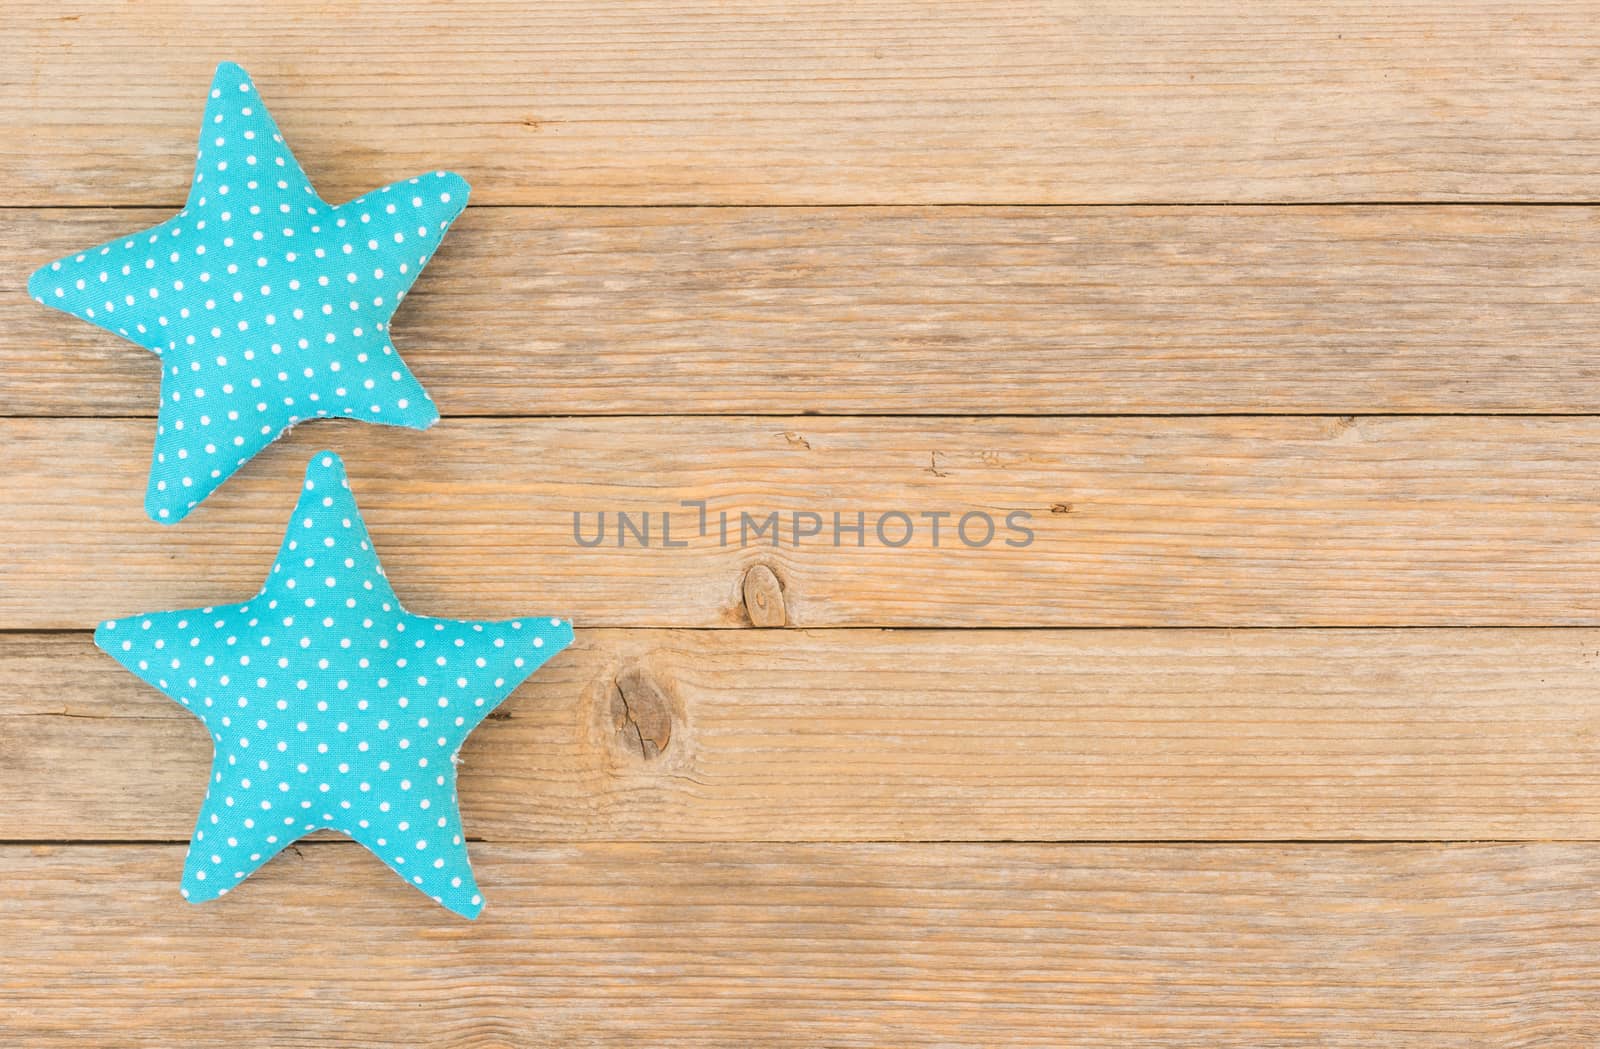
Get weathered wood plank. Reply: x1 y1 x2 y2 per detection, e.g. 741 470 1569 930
2 842 1595 1047
6 629 1600 842
4 417 1600 629
4 3 1599 206
8 205 1600 416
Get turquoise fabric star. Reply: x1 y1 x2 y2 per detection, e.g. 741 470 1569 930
28 62 468 524
94 451 574 918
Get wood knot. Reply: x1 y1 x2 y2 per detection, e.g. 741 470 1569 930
742 564 787 627
1328 415 1361 443
612 666 673 760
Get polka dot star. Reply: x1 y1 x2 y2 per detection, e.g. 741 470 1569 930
94 451 574 918
27 62 470 524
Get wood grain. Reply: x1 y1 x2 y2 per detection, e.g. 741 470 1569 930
2 842 1596 1047
7 629 1600 842
4 2 1600 206
8 205 1600 417
7 5 1600 1039
5 416 1600 630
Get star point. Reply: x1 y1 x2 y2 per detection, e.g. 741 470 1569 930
30 62 470 523
94 450 573 918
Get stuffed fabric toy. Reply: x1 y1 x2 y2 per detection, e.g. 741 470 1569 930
95 451 573 917
28 62 468 523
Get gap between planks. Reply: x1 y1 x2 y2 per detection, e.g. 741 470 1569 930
12 201 1600 210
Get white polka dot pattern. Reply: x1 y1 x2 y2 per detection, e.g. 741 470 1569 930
94 451 574 918
27 62 469 524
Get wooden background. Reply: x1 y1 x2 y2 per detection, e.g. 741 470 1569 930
3 2 1599 1045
